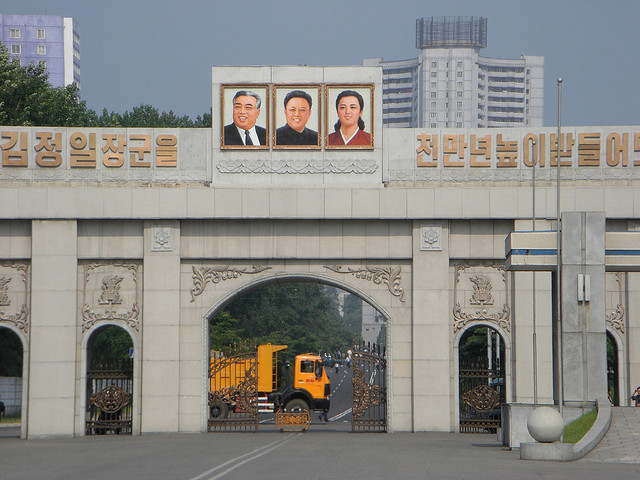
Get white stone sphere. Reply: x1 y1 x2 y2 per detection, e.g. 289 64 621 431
527 407 564 443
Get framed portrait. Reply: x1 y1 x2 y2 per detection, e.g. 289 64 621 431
272 85 321 149
324 84 374 149
220 84 270 149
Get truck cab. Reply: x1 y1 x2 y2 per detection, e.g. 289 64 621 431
284 353 331 412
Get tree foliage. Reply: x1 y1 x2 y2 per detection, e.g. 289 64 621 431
0 43 95 126
210 283 358 364
89 326 133 367
0 42 211 127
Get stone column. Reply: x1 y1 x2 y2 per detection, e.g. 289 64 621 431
141 221 181 432
29 220 78 437
411 222 451 431
561 212 607 404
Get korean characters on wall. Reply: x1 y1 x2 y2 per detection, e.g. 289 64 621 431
219 83 374 150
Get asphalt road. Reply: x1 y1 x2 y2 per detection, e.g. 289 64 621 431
2 428 640 480
3 367 639 479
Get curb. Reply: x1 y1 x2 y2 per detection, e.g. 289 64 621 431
520 397 611 462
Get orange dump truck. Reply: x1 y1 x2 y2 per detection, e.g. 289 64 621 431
209 344 330 418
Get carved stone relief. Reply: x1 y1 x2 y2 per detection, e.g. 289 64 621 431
190 266 273 301
216 159 378 175
420 225 442 251
151 227 173 252
82 263 140 333
0 263 30 335
453 264 510 333
324 265 406 302
605 272 625 334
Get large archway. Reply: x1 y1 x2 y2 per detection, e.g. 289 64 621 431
203 275 390 433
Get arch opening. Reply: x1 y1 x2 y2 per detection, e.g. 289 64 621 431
206 277 388 432
458 324 506 433
85 325 134 435
606 331 619 406
0 326 24 432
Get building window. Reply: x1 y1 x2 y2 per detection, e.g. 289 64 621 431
456 112 463 118
10 28 20 38
456 91 463 97
430 112 437 118
457 101 463 108
430 92 437 98
430 123 437 128
10 44 21 55
431 102 437 108
37 29 46 39
457 71 463 78
456 122 463 127
431 61 437 68
39 60 47 69
37 45 46 55
431 71 437 78
430 82 436 88
457 61 463 68
457 81 463 88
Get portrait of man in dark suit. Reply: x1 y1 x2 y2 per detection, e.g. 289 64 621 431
275 89 319 147
223 90 267 147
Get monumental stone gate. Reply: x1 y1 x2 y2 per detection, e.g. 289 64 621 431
1 66 639 440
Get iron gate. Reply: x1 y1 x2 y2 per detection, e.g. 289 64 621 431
86 358 133 435
458 359 504 433
351 342 387 432
209 344 258 432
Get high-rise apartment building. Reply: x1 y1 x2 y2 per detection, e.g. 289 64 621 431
365 16 543 128
0 14 80 90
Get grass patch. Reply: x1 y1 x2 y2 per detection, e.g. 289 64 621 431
0 416 21 424
563 409 597 444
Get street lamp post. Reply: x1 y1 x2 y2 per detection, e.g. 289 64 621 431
556 78 564 420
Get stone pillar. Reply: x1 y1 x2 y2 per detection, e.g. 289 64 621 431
141 221 181 432
29 220 78 437
411 222 451 431
561 212 607 403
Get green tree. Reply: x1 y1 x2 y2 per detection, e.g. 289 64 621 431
88 326 133 367
0 43 96 126
210 283 355 364
1 42 211 128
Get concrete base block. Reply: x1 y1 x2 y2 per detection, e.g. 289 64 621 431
520 442 574 461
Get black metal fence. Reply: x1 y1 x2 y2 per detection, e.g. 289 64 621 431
86 358 133 435
351 342 387 433
459 359 504 433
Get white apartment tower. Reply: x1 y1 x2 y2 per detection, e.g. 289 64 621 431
365 16 544 128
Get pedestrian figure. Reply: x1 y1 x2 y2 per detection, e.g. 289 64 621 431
319 408 329 422
632 386 640 407
0 399 5 421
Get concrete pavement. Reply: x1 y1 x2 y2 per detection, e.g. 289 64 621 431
580 407 640 464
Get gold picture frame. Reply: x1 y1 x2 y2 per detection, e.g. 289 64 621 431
220 84 270 149
324 84 374 149
272 85 322 149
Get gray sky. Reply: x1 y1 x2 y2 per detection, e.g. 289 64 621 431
5 0 639 126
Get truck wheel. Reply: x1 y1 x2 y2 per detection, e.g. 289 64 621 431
210 402 229 419
284 399 309 413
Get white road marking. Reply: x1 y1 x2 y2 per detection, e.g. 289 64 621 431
187 433 301 480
